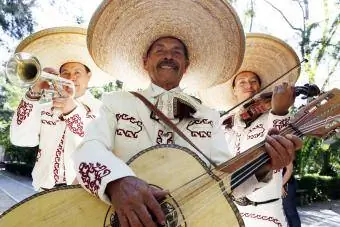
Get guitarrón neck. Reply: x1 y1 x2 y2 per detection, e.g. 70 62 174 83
216 142 269 190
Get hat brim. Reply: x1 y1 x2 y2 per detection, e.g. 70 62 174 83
15 26 113 87
199 33 301 111
87 0 245 90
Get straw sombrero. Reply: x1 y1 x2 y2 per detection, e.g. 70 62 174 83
87 0 245 90
199 33 301 111
15 26 112 87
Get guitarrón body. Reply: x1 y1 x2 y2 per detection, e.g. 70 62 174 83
0 144 243 227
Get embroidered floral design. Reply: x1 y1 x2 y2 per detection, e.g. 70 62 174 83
41 119 57 125
41 110 53 117
241 212 282 226
235 133 242 155
156 130 174 144
78 162 111 196
66 114 85 137
53 132 65 184
273 118 290 131
186 119 213 138
16 100 33 125
247 124 265 140
115 113 143 138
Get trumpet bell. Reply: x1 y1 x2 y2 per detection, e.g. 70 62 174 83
6 52 41 87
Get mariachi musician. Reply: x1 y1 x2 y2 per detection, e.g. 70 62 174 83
72 2 302 227
200 33 308 227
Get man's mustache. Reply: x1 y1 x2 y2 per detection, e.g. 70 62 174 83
157 59 179 70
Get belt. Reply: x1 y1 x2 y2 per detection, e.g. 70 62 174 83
233 196 280 206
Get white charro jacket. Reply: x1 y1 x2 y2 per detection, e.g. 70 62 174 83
222 110 291 227
72 84 268 204
10 91 101 190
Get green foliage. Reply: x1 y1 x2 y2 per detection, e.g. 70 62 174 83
297 174 340 202
0 0 36 40
88 80 123 99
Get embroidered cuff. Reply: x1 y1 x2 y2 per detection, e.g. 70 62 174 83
268 112 291 131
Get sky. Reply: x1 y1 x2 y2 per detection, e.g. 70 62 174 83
1 0 339 91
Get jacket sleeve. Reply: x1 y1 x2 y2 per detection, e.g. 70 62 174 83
10 96 43 147
72 93 135 204
267 111 291 131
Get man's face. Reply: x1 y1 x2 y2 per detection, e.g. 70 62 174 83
60 62 91 97
233 71 261 102
143 37 189 90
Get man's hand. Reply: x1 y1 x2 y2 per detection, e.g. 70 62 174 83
271 82 295 116
52 89 77 114
265 128 302 170
105 176 168 227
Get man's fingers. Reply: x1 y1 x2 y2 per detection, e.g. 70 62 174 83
134 205 157 227
126 210 144 227
145 192 166 226
150 187 169 200
43 67 58 75
265 137 284 170
272 135 295 161
285 134 303 151
267 127 279 136
116 210 129 227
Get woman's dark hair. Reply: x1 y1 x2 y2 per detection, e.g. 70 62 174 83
232 71 262 88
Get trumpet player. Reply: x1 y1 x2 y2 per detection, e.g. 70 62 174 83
9 27 109 191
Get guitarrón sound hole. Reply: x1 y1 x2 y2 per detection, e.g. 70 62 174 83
110 201 182 227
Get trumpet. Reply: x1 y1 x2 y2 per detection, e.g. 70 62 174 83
5 52 75 103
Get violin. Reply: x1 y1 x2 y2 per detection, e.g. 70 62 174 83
222 84 320 128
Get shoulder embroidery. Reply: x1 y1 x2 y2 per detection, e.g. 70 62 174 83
186 119 213 138
115 113 143 138
16 100 33 125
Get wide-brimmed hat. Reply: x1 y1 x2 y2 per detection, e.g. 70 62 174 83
87 0 245 90
199 33 301 111
15 26 112 87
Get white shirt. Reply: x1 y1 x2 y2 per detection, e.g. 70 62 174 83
10 91 101 190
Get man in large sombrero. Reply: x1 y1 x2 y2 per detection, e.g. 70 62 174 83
10 27 110 191
73 1 302 226
200 33 301 226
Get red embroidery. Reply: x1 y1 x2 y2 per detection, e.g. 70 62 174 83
241 212 282 227
247 124 265 140
273 118 290 131
41 110 53 117
36 149 41 161
115 113 142 138
66 114 85 137
186 119 213 138
156 130 174 144
41 119 56 125
16 100 33 125
53 132 65 184
78 162 111 196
